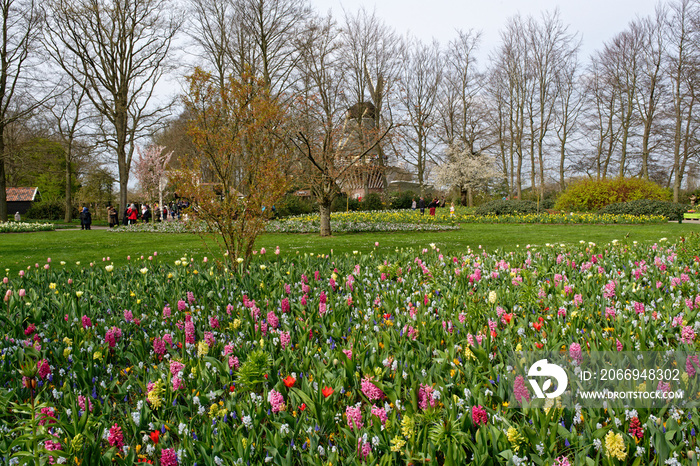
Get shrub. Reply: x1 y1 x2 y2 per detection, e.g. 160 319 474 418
389 191 416 209
598 199 688 221
474 199 540 216
331 194 360 212
25 201 79 220
275 194 314 218
360 192 384 211
555 177 670 212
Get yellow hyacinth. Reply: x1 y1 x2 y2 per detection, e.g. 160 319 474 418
604 431 626 461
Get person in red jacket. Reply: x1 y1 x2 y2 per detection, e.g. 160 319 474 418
127 203 138 225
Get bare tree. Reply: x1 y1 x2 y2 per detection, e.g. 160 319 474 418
292 15 391 236
0 0 43 221
44 0 182 214
667 0 700 201
341 7 401 199
634 10 666 181
490 15 529 199
46 78 92 222
395 37 443 196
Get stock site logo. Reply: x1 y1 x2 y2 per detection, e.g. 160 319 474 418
527 359 568 399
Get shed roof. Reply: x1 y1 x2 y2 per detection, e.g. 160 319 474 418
6 187 39 202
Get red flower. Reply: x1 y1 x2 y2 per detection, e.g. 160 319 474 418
283 375 295 388
533 322 542 332
150 430 159 445
229 385 235 392
535 342 544 349
322 386 334 398
299 403 306 411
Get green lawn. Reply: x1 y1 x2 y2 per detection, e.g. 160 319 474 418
1 222 697 273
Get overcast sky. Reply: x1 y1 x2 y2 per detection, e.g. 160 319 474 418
310 0 663 61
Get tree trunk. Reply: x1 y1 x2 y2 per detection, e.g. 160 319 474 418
319 201 332 237
64 156 72 222
467 186 473 207
0 142 6 222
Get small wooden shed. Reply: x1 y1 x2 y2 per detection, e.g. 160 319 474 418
7 187 41 215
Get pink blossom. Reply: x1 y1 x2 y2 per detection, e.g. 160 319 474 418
160 448 178 466
418 384 436 410
105 327 122 348
209 316 219 329
78 395 93 413
687 355 700 377
228 356 240 370
204 331 215 347
185 321 195 344
343 349 352 360
357 438 371 458
281 297 290 313
153 337 166 356
108 423 124 448
569 343 583 365
681 326 695 344
177 300 187 311
360 377 385 400
268 389 285 413
280 331 291 350
346 404 363 430
187 291 195 304
513 375 530 404
123 309 133 322
81 315 92 329
267 311 279 329
170 360 185 377
471 405 488 426
163 306 171 318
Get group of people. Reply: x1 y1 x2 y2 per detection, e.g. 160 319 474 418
412 196 454 216
103 201 190 228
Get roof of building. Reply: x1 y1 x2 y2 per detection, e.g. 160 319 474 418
6 187 40 202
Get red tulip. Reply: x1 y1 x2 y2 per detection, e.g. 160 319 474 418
283 375 295 388
299 403 306 411
150 430 159 445
322 386 334 398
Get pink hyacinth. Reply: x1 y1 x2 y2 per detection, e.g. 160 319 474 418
314 271 320 281
513 375 530 404
343 349 352 360
108 423 124 448
177 300 187 311
371 404 388 426
418 384 436 410
78 395 93 413
226 304 234 315
284 283 290 294
204 331 215 347
163 334 173 346
185 321 195 344
616 339 623 351
267 311 279 329
358 437 371 458
160 448 178 466
346 404 363 430
209 316 220 329
81 315 92 329
553 457 571 466
319 291 327 304
471 405 488 426
170 360 185 377
319 302 327 316
105 327 122 348
280 331 291 350
39 407 57 425
681 326 696 344
569 343 583 365
224 343 235 355
281 298 290 313
300 295 307 306
229 356 240 370
172 377 183 390
268 389 285 413
153 337 166 356
123 309 133 322
687 355 700 377
187 291 195 304
163 306 171 318
360 377 385 401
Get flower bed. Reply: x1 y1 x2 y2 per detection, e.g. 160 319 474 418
0 221 55 233
1 237 700 464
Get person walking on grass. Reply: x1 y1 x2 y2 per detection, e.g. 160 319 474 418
80 207 92 230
